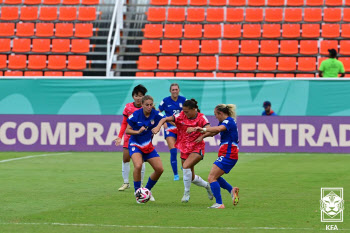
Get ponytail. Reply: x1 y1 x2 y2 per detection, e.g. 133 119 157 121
215 104 236 121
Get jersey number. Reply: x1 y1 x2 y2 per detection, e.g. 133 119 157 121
216 156 224 162
173 110 180 115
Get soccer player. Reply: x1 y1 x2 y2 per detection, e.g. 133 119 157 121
158 83 186 181
126 95 165 202
153 99 213 203
189 104 239 209
114 84 147 191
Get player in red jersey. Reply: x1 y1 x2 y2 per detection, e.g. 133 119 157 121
114 85 147 191
153 99 213 203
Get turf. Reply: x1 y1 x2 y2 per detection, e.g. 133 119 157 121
0 152 349 233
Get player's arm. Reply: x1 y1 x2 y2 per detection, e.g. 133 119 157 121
114 115 128 146
126 124 146 135
152 116 174 134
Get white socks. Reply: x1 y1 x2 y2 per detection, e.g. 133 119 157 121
192 175 208 188
183 168 192 192
141 162 146 183
122 162 130 183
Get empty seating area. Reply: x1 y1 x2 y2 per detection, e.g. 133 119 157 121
127 0 350 77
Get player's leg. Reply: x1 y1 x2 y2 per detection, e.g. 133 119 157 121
144 150 164 201
130 152 144 192
208 164 225 208
166 135 179 181
181 152 202 202
119 148 131 191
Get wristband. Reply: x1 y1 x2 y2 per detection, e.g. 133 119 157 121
202 128 207 132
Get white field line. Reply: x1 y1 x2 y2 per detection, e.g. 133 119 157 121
0 152 72 163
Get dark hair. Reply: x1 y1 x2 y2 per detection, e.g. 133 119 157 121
132 84 147 97
183 99 200 113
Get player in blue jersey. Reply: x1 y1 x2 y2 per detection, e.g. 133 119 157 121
158 83 186 181
126 95 165 202
189 104 240 209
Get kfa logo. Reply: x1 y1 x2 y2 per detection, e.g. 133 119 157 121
320 188 344 222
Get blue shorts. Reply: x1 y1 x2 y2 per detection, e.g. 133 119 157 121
129 146 160 162
164 130 177 139
213 156 238 174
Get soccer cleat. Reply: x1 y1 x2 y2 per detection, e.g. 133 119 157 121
181 191 190 203
206 184 214 200
118 183 130 191
231 187 240 206
150 193 155 201
208 203 225 209
174 174 180 181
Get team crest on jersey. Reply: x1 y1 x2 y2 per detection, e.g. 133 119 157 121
132 147 135 151
151 119 155 125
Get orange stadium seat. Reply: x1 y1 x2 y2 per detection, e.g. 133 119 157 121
196 72 214 77
168 8 185 22
341 24 350 38
306 0 323 6
12 38 31 52
39 7 57 21
218 56 237 71
65 72 83 76
1 7 18 20
302 24 320 38
143 24 163 38
325 0 342 6
300 40 318 55
304 8 322 22
260 40 279 54
206 8 224 22
170 0 187 5
55 23 74 37
228 0 245 6
137 56 157 70
203 24 221 38
178 56 197 70
287 0 303 6
8 54 27 69
243 24 261 38
32 39 51 52
240 40 259 54
20 7 38 21
320 40 338 55
62 0 79 4
221 40 239 54
187 8 205 22
5 0 22 3
184 24 202 38
236 73 254 77
59 7 77 21
28 55 47 69
156 72 175 77
78 7 96 21
258 57 276 71
71 39 90 53
339 57 350 71
0 55 7 69
161 40 180 53
48 55 67 70
209 0 226 6
140 40 161 53
36 23 54 37
136 72 154 77
150 0 167 5
238 56 257 71
0 23 15 37
45 71 63 76
284 8 302 22
280 40 299 54
298 57 316 71
322 24 340 38
276 73 295 77
278 57 296 71
216 73 235 77
43 0 60 4
340 41 350 55
262 24 281 38
16 23 35 37
198 56 216 70
158 56 177 70
176 72 195 77
0 39 11 52
344 9 350 22
226 8 244 22
82 0 99 4
25 71 43 76
324 8 341 23
296 74 315 78
267 0 284 6
256 73 274 78
201 40 219 54
190 0 206 6
163 24 182 38
181 40 200 53
265 8 283 22
52 39 70 53
248 0 265 6
282 24 300 38
68 56 86 70
223 24 241 38
146 8 166 22
245 8 263 22
5 71 23 76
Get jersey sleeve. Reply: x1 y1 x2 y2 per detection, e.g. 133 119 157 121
158 99 165 112
127 113 137 129
319 61 325 72
155 111 165 124
340 62 345 73
122 105 128 117
220 119 230 131
118 116 128 138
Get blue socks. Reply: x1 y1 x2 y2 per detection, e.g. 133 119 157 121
134 181 141 192
170 148 178 176
217 177 233 194
210 182 222 204
145 177 157 191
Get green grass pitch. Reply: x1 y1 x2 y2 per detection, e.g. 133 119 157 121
0 152 349 233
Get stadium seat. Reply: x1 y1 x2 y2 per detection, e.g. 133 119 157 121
20 7 38 21
280 40 299 54
184 24 202 38
341 24 350 38
5 71 23 76
178 56 197 70
201 40 219 54
45 71 63 76
28 55 47 69
216 73 235 77
287 0 303 6
32 39 51 52
181 40 200 53
256 73 275 78
0 55 7 69
344 9 350 22
190 0 206 6
218 56 237 70
209 0 226 6
304 8 322 22
176 72 195 77
248 0 265 6
223 24 241 38
8 55 27 69
243 24 261 38
71 39 90 53
240 40 259 54
322 24 340 38
325 0 342 6
48 55 67 70
39 7 58 21
196 72 214 77
265 8 283 22
262 24 281 38
245 8 263 22
78 7 96 21
284 8 302 22
282 24 300 38
150 0 167 5
146 8 166 22
339 57 350 71
12 38 31 52
156 72 175 77
306 0 323 6
187 8 205 22
158 56 177 70
0 39 11 52
296 74 315 78
75 24 93 37
36 23 54 37
136 72 154 77
203 24 221 38
63 0 79 4
82 0 99 4
298 57 316 71
163 24 182 38
0 23 15 37
260 40 279 54
167 8 185 22
226 8 244 22
16 23 35 37
161 40 180 53
25 71 43 76
59 7 77 21
267 0 284 6
43 0 60 4
170 0 188 5
137 56 157 70
238 56 257 71
302 24 320 38
324 8 341 23
1 7 19 20
258 57 276 71
55 23 74 37
68 56 86 70
221 40 239 54
278 57 297 71
140 40 160 53
143 24 163 38
320 40 338 55
228 0 245 6
52 39 70 53
65 72 83 76
236 73 254 77
5 0 22 4
198 56 216 70
340 41 350 55
276 73 295 77
206 8 224 22
300 40 318 55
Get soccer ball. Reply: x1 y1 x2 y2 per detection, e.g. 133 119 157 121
135 187 151 203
